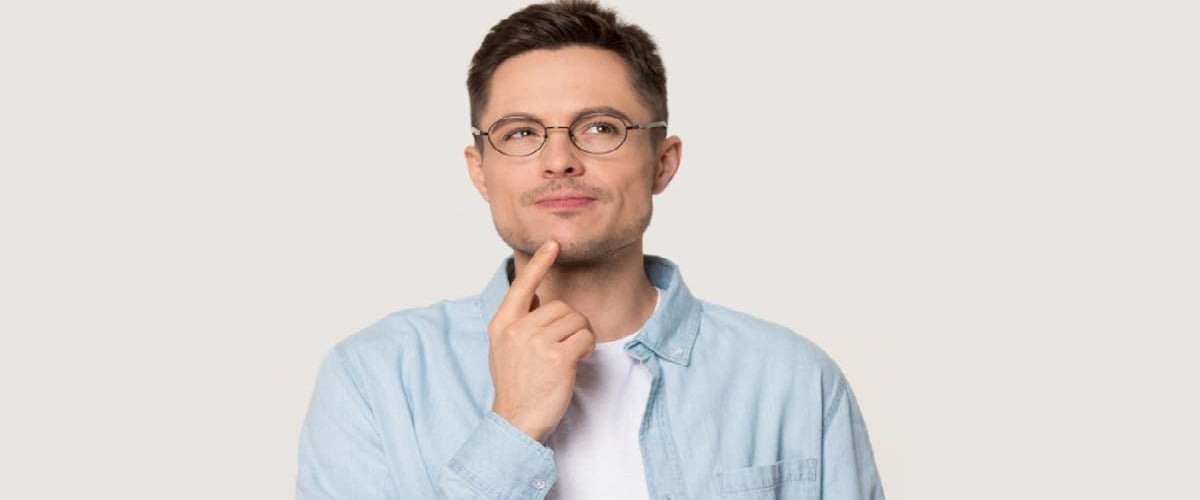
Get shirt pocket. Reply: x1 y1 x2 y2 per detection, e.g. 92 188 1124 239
711 457 820 499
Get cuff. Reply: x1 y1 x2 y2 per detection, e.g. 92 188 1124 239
445 410 558 498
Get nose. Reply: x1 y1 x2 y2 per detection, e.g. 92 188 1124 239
539 126 585 178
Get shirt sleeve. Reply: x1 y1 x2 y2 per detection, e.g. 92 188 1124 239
297 341 559 499
436 410 560 499
821 373 886 500
296 344 401 499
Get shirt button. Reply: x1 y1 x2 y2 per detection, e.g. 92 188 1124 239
670 346 683 357
531 478 546 490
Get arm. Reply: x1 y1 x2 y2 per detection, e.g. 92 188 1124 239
296 343 559 499
296 344 400 499
821 373 886 500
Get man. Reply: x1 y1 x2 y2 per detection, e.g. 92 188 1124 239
296 1 885 499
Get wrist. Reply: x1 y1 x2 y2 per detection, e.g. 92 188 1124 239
491 407 549 442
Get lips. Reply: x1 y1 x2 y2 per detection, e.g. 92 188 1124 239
536 196 596 210
535 190 596 203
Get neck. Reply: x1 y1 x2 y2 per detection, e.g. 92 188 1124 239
511 239 658 344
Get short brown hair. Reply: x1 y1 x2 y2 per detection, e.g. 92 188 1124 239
466 0 668 143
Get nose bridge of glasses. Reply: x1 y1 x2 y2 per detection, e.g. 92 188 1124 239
544 125 572 136
541 125 576 150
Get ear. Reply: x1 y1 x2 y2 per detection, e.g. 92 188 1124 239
651 135 682 195
464 144 490 203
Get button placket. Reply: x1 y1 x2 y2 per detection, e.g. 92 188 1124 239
637 352 687 499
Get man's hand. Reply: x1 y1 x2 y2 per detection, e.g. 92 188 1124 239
487 239 596 443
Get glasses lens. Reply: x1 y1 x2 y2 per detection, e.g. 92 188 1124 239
489 118 545 156
571 114 628 153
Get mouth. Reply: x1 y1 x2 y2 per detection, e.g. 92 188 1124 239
535 197 597 210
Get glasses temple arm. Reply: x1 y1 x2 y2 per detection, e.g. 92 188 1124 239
628 120 668 130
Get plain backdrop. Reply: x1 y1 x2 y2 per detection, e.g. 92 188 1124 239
1 1 1197 499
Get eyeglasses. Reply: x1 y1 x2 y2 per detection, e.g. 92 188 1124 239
471 112 667 157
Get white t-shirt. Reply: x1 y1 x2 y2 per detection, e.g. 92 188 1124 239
543 286 663 500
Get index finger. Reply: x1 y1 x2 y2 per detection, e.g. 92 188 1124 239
494 239 559 325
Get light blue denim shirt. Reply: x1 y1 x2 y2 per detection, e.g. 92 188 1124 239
297 254 885 499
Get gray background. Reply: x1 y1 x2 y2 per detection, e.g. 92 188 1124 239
1 0 1197 498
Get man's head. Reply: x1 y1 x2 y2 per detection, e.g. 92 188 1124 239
464 0 682 266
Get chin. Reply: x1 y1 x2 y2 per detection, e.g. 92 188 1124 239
496 211 648 264
504 232 607 263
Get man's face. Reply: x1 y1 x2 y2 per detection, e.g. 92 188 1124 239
465 45 681 265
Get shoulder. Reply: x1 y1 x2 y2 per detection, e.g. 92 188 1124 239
330 295 479 366
696 300 855 416
697 299 845 379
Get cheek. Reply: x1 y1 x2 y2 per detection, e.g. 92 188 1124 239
481 174 522 216
613 181 653 217
491 195 522 223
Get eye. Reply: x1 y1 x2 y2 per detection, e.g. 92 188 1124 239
581 121 620 135
502 127 541 141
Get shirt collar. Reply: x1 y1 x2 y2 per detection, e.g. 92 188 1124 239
476 253 702 366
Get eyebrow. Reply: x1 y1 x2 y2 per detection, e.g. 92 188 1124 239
495 105 636 125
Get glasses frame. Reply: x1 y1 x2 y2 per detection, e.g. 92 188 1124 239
470 112 668 157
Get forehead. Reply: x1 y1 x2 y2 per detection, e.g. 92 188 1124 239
483 45 649 125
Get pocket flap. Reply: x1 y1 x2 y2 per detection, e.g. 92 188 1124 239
712 457 819 494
